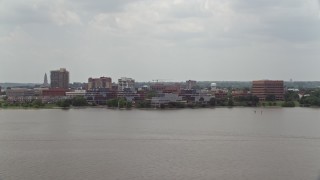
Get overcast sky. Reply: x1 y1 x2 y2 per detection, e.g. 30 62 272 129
0 0 320 83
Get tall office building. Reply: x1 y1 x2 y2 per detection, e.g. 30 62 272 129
251 80 284 101
50 68 69 89
88 77 112 90
118 77 135 91
186 80 197 89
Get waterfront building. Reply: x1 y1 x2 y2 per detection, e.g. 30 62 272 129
186 80 197 90
88 77 112 90
6 88 37 102
163 83 181 94
50 68 69 89
194 94 213 104
150 83 166 92
214 89 228 99
42 88 67 97
66 90 86 98
180 89 197 103
151 93 183 107
85 88 117 105
232 89 251 98
118 77 135 91
251 80 284 101
34 88 49 96
117 89 140 102
41 88 68 103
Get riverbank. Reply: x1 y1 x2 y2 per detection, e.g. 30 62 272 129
1 102 316 110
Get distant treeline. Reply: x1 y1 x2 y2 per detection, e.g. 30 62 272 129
137 81 320 89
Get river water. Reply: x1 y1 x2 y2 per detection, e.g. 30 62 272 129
0 108 320 180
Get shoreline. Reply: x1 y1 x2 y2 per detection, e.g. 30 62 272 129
1 105 318 110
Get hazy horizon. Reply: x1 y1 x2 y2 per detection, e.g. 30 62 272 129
1 0 320 82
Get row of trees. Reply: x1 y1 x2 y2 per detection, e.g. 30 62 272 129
0 99 45 108
300 89 320 106
56 96 88 108
106 98 132 108
3 89 320 108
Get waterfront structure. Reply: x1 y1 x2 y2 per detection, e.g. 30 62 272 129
42 88 67 97
118 77 135 91
214 89 228 99
85 88 117 105
41 88 68 103
151 93 183 107
6 88 37 102
88 77 112 90
150 83 166 92
117 90 140 102
50 68 69 89
163 83 181 94
232 89 250 98
251 80 284 101
186 80 197 90
66 90 86 98
194 94 213 104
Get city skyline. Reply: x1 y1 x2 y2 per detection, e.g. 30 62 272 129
1 0 320 82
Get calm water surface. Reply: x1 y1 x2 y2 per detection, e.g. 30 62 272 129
0 108 320 180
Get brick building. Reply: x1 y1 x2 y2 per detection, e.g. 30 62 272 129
251 80 284 101
50 68 69 89
88 77 112 90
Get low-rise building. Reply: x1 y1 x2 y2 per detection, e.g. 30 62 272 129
151 93 183 107
214 89 228 99
41 88 68 103
232 89 250 98
66 90 86 98
85 88 117 105
6 88 37 103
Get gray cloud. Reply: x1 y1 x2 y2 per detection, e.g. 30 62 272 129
0 0 320 82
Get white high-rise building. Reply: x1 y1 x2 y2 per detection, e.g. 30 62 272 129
118 77 135 91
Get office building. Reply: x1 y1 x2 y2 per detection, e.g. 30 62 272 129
50 68 69 89
251 80 284 101
186 80 197 90
88 77 112 90
118 77 135 91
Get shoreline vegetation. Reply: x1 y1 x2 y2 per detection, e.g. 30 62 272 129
0 99 312 110
1 89 320 110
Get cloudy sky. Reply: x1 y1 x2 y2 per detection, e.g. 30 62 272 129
0 0 320 83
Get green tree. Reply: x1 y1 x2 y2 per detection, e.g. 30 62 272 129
285 91 299 101
282 101 295 107
56 99 71 108
32 99 44 108
71 96 88 106
107 99 118 107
